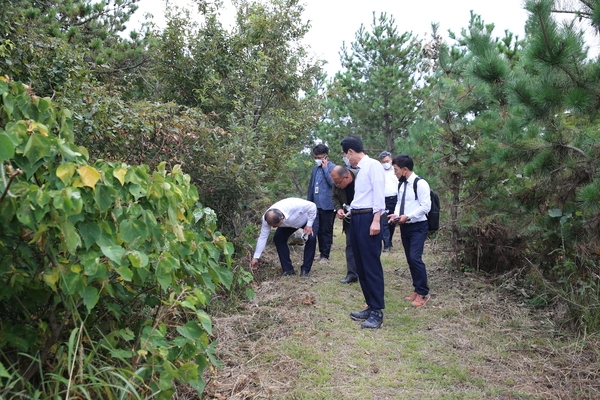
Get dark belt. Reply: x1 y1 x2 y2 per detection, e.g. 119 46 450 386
385 195 397 200
351 208 373 214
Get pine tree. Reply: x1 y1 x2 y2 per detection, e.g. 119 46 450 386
323 12 426 154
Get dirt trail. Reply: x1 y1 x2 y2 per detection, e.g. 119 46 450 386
202 227 600 399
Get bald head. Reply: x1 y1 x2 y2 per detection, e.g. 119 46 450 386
264 209 284 227
331 165 353 188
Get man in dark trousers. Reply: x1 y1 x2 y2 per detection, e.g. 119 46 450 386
331 165 358 284
340 135 386 329
307 144 336 264
250 198 319 278
387 154 432 307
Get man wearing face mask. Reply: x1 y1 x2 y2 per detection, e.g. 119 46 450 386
307 144 336 264
387 154 432 308
379 151 398 253
341 135 386 329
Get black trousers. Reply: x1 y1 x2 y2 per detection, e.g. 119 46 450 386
348 212 385 310
400 221 429 295
273 215 320 273
316 208 335 259
381 195 397 248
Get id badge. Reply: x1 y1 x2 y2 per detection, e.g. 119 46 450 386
314 186 319 194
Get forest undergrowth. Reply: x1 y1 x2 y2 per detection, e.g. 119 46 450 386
198 225 600 399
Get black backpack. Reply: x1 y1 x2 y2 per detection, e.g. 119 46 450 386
413 177 440 232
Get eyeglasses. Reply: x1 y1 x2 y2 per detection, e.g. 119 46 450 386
333 175 348 187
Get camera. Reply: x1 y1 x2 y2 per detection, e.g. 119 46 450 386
342 203 352 217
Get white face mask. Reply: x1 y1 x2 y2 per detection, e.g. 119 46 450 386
342 156 350 166
315 159 323 167
382 162 392 170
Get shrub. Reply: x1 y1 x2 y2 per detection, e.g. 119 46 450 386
0 77 234 398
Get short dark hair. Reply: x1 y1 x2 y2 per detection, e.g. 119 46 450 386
265 209 284 225
313 143 329 156
392 154 414 171
379 151 392 160
340 135 364 154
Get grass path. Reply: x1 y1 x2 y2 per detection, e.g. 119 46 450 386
203 225 599 399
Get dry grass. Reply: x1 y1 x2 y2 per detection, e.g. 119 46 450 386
202 226 600 399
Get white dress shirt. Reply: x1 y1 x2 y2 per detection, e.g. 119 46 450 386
350 155 386 214
394 172 431 223
383 166 399 197
253 198 317 259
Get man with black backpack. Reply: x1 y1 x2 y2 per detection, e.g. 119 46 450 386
387 154 432 307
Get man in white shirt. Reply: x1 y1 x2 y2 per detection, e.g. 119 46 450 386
341 135 386 329
379 151 399 252
250 198 319 278
387 154 432 307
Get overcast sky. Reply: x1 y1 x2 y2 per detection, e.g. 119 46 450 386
132 0 532 76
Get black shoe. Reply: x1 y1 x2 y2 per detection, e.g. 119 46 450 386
280 270 296 277
350 307 371 321
339 275 358 284
382 247 391 253
300 270 309 278
361 310 383 329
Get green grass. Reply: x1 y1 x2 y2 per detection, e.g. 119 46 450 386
207 225 600 399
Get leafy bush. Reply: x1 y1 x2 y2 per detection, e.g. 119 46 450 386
0 77 234 397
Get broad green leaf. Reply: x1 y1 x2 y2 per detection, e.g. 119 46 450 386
119 328 135 341
128 183 146 200
127 251 149 268
137 266 150 283
43 267 60 291
61 269 84 295
23 133 51 164
60 221 81 253
0 197 17 222
77 165 101 188
176 362 199 384
34 188 51 207
177 321 205 341
94 183 116 212
16 204 36 230
116 265 133 281
208 265 233 290
120 219 149 244
156 257 176 290
54 189 83 217
100 245 125 264
82 286 99 313
79 221 101 249
0 78 8 95
4 121 27 146
0 133 14 162
59 109 74 142
0 361 10 378
196 310 213 336
125 166 149 184
159 369 174 391
57 139 82 161
3 91 15 118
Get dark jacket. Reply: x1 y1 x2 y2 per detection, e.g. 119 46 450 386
307 161 336 210
331 168 357 233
